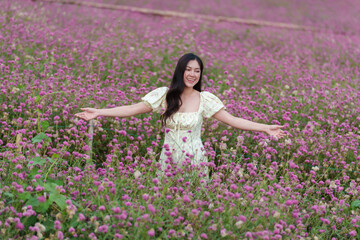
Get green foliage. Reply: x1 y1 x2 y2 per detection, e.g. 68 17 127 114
350 200 360 210
23 215 38 229
22 180 67 214
28 156 46 166
40 120 50 132
31 132 51 143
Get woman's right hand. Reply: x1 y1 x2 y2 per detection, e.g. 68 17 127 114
75 108 100 121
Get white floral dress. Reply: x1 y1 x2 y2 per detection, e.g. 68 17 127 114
142 87 226 175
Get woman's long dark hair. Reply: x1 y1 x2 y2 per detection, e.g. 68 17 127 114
161 53 204 127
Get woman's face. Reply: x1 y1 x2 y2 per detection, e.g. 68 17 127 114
183 60 201 88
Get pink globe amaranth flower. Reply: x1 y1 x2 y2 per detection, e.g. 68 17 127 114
54 220 62 230
238 215 246 222
200 233 208 239
320 217 330 224
245 232 252 238
349 230 357 236
35 186 44 191
148 228 155 237
183 195 190 203
114 233 123 239
15 222 24 230
191 209 199 216
37 196 46 203
57 231 64 240
112 207 121 213
98 206 105 211
78 213 86 221
148 204 156 214
98 224 108 233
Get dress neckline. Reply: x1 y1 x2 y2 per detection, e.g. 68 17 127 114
177 91 202 114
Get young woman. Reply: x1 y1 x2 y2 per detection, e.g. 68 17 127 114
75 53 286 177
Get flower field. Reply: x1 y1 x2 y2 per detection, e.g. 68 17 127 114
1 0 360 239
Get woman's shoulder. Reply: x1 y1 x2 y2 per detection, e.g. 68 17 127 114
142 86 168 100
200 90 226 117
142 86 168 112
200 90 219 99
200 90 224 105
145 86 168 96
153 86 169 92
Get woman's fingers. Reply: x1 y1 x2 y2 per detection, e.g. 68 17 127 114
270 125 283 131
75 112 90 121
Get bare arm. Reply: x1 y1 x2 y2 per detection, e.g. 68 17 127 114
75 102 152 121
213 109 267 132
213 109 286 138
98 102 152 117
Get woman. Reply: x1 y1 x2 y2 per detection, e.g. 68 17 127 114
75 53 286 178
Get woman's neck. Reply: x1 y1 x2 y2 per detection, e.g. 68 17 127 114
182 87 195 96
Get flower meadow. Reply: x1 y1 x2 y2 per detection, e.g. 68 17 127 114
1 0 360 239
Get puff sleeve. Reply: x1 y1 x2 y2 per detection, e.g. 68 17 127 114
141 87 168 113
201 91 226 118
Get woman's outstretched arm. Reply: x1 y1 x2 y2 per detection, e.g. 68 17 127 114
213 109 287 139
75 102 152 121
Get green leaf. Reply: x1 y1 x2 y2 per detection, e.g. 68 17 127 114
18 192 31 201
35 95 41 103
49 193 67 210
47 178 64 186
40 120 49 131
23 215 37 228
3 192 14 199
32 132 50 143
351 200 360 209
51 153 60 160
38 199 52 213
43 218 54 231
27 197 40 208
70 217 79 227
28 157 46 167
29 167 41 177
45 183 58 193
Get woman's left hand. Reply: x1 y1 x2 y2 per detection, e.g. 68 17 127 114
264 125 287 139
